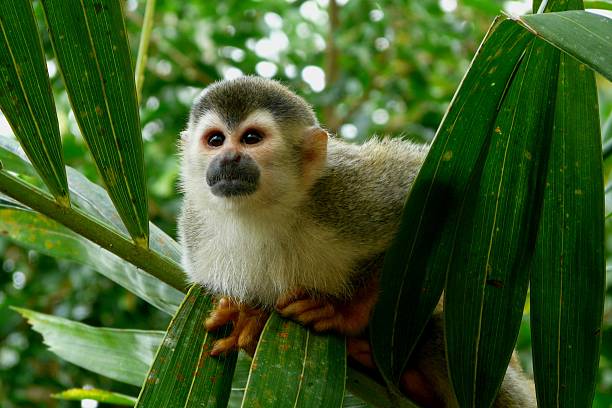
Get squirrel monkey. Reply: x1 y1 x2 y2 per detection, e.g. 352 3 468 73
178 76 536 407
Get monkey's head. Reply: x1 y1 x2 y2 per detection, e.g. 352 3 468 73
180 76 328 211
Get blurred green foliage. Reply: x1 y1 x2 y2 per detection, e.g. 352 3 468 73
0 0 610 406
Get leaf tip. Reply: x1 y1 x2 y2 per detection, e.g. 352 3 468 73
8 306 31 320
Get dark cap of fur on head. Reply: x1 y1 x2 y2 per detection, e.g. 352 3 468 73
190 76 319 131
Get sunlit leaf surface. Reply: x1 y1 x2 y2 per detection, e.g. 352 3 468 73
519 11 612 81
53 388 136 406
136 285 237 408
14 307 164 386
0 0 68 202
41 0 149 244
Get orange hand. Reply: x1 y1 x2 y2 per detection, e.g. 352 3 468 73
205 297 270 356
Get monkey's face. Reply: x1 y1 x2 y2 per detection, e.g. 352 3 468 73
181 109 310 210
206 149 259 197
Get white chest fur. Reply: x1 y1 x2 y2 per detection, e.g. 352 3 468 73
183 209 362 306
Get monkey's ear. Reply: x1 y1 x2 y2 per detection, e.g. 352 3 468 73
302 126 328 186
302 126 328 162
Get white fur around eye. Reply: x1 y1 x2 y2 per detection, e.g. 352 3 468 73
236 110 278 135
190 112 227 145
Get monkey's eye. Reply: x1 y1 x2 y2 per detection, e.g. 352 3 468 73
207 132 225 147
242 130 263 145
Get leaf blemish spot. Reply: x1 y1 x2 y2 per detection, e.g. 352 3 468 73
486 279 504 288
442 150 453 161
147 371 158 384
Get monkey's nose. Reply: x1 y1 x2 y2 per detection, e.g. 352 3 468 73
220 151 241 165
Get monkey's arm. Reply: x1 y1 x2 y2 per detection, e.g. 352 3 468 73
276 271 379 336
205 269 379 356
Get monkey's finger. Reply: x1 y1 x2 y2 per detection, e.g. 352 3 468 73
293 304 336 326
217 297 233 309
277 298 323 317
275 288 310 309
347 338 375 369
237 316 266 356
312 313 367 336
210 336 238 356
205 306 239 331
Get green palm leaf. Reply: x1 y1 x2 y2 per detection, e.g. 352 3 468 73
135 285 237 408
518 11 612 81
242 313 346 407
0 0 68 203
444 37 557 407
40 0 148 245
530 49 604 407
14 307 164 386
370 17 533 390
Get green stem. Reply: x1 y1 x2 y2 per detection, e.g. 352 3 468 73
0 169 187 292
134 0 156 104
584 0 612 10
537 0 550 13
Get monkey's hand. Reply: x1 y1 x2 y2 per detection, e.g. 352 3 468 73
205 297 270 356
275 275 378 336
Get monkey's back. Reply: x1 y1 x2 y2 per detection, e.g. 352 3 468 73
308 137 428 254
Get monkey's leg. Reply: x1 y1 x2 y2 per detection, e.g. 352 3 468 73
206 297 270 356
276 274 379 336
347 337 444 408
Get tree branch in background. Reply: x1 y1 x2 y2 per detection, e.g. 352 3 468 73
134 0 157 103
127 11 214 85
324 0 340 132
